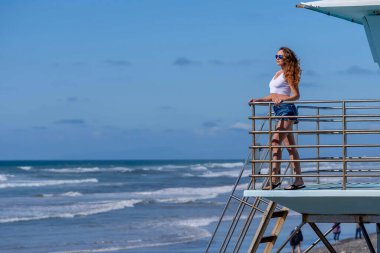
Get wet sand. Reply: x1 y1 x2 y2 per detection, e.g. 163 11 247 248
309 233 377 253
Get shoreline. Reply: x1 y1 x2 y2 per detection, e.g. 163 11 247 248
309 233 377 253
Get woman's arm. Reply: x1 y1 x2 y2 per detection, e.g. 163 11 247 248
249 82 300 105
249 95 272 104
270 83 300 105
270 82 300 104
282 82 300 102
252 95 272 102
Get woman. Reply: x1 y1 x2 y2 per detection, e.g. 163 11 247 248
333 223 341 241
249 47 305 190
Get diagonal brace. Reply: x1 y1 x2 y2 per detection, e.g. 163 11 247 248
308 222 337 253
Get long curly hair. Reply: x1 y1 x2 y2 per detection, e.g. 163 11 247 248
279 47 302 86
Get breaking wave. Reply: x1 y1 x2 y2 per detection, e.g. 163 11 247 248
0 179 98 189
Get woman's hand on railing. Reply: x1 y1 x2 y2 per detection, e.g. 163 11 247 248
249 98 264 105
271 94 284 106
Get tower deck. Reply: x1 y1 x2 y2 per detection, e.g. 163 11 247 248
206 100 380 253
248 99 380 252
245 183 380 215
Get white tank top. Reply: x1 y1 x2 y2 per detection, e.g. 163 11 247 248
269 73 291 96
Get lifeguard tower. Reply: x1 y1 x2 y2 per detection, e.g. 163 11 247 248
205 1 380 252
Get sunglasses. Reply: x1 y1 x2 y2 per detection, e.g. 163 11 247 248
275 54 284 60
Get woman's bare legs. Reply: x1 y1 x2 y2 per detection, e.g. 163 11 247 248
271 120 304 186
284 127 304 186
271 120 293 184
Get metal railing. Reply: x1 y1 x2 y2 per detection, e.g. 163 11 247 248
249 99 380 190
205 115 286 253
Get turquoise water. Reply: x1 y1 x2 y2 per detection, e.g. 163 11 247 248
0 160 376 252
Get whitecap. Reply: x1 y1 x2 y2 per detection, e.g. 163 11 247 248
45 168 102 173
176 216 221 227
108 167 134 172
39 194 54 198
61 191 82 197
51 232 210 253
0 178 98 189
18 166 32 171
138 164 187 172
199 170 241 178
132 184 248 203
50 216 213 253
0 199 141 224
189 165 208 171
0 174 7 181
43 167 133 173
206 162 244 169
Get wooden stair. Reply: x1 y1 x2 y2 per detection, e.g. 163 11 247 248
247 201 289 253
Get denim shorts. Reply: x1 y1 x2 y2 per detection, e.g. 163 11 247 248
273 103 299 124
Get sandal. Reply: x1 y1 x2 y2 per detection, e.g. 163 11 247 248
285 184 305 190
263 181 281 190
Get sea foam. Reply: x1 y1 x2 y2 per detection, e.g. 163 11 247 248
44 167 133 173
0 199 140 224
206 162 244 168
61 192 83 197
18 166 32 171
0 178 98 189
133 184 248 203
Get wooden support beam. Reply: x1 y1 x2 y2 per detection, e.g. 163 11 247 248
377 223 380 253
308 222 337 253
260 235 276 243
303 214 380 223
359 222 376 253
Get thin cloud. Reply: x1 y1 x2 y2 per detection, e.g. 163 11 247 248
66 97 78 102
52 62 60 68
102 125 120 130
159 105 175 111
339 65 380 75
33 126 48 130
209 59 256 67
165 129 177 133
104 60 131 67
300 82 317 87
51 62 86 68
173 57 200 66
235 59 255 66
303 70 319 77
54 119 85 125
229 122 250 131
72 61 86 66
209 59 224 66
202 121 218 128
195 121 220 136
61 97 88 103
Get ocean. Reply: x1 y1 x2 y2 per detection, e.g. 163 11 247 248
0 160 376 253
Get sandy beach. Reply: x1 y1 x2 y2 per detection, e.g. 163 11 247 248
310 233 377 253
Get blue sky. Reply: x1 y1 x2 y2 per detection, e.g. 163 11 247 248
0 0 379 160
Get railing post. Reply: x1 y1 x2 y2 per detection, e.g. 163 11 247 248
295 115 299 185
316 108 320 184
342 101 347 190
252 104 256 190
268 103 273 189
